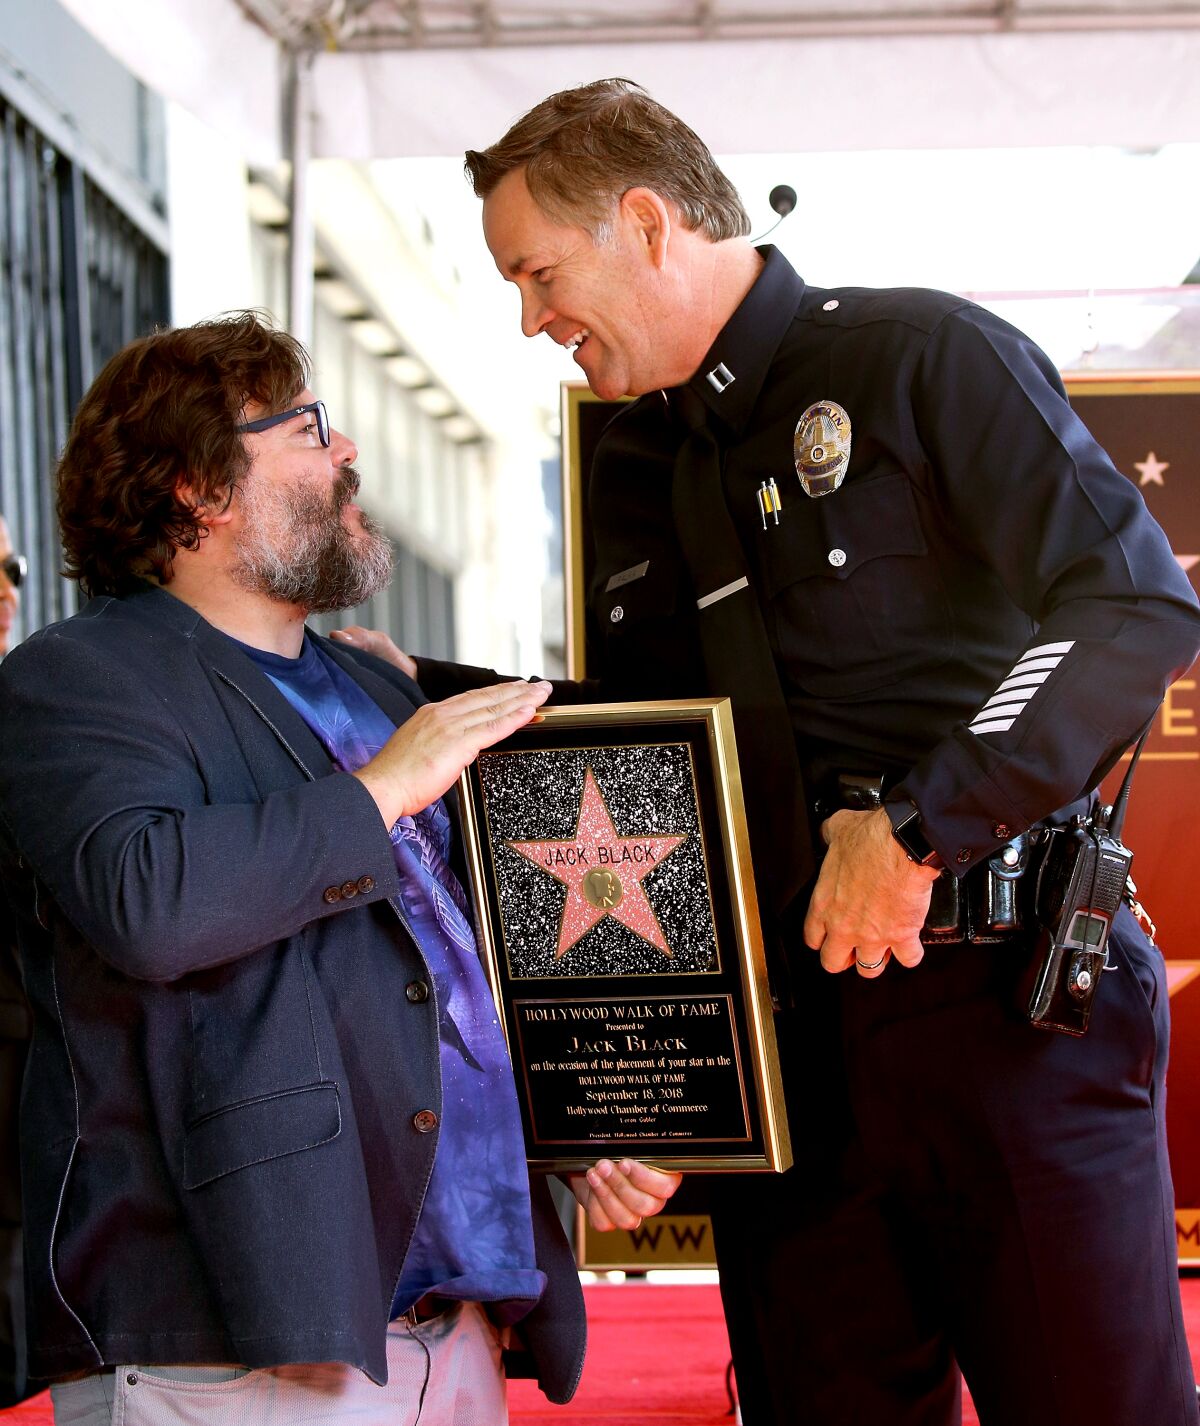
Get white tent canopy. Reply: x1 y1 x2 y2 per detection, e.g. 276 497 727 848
55 0 1200 163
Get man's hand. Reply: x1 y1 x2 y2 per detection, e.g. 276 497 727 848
353 681 551 826
567 1159 683 1232
803 807 939 978
330 625 417 680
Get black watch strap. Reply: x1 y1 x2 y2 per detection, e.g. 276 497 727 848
884 798 944 869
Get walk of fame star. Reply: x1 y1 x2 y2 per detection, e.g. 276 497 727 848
507 768 686 959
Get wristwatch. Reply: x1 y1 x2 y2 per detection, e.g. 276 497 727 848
884 797 944 870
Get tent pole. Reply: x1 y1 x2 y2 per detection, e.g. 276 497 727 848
285 47 314 345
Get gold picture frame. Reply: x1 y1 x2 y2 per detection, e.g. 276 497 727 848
457 698 792 1174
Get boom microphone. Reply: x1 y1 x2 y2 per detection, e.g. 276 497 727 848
752 184 797 242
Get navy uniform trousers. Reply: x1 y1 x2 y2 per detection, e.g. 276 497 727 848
710 905 1194 1426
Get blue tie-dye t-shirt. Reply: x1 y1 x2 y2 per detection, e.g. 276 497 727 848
237 634 545 1322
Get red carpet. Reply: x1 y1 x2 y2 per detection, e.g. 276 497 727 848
4 1277 1200 1424
510 1283 736 1426
509 1278 1200 1426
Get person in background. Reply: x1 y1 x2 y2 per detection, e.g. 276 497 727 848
0 313 677 1426
0 520 21 656
339 77 1200 1426
0 515 29 1408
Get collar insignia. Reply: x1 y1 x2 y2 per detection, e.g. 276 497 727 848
794 400 851 498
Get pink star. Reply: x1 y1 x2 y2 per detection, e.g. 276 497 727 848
508 768 686 959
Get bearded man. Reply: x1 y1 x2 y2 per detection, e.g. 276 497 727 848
0 312 675 1426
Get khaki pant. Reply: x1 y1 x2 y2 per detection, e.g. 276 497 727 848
50 1302 507 1426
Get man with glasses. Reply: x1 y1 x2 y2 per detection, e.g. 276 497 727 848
0 311 676 1426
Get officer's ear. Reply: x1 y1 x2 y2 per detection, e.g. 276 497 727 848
619 188 672 270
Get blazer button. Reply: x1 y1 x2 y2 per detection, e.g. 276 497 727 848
406 981 430 1004
357 875 375 894
340 880 359 899
413 1109 438 1133
323 886 342 904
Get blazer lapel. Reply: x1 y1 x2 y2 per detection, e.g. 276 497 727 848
115 583 336 792
189 623 336 790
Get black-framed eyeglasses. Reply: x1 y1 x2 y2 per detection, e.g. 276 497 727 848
235 400 330 447
1 554 26 588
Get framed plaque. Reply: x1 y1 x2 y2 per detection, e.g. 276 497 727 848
457 698 791 1173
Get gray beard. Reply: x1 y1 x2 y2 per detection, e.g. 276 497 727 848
232 470 394 614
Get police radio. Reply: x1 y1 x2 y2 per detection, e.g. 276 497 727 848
1021 729 1149 1037
1022 814 1132 1035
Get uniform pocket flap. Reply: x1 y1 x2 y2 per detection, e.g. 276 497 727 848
764 472 927 595
182 1081 341 1189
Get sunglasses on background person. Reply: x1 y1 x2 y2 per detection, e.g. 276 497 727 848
1 553 26 587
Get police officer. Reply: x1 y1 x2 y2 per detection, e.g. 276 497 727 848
343 78 1200 1426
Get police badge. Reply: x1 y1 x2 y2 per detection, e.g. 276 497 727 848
794 400 852 498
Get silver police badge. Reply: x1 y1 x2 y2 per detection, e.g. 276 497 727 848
794 400 851 498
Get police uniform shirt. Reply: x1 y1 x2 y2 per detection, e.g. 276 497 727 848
588 246 1200 874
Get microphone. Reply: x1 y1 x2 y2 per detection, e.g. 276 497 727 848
752 185 797 243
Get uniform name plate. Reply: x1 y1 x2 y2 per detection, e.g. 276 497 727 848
458 699 792 1173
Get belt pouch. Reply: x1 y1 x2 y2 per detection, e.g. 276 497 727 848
921 871 964 942
969 835 1030 943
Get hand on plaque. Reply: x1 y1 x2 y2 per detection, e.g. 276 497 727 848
353 681 551 826
567 1158 683 1232
329 625 418 680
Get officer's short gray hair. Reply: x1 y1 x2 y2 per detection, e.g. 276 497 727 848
464 78 750 244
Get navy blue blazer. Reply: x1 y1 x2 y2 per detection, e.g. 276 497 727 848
0 584 585 1396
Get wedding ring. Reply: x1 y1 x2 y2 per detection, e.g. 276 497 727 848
855 953 887 971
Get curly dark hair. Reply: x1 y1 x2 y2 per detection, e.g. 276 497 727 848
464 78 749 243
56 311 309 597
